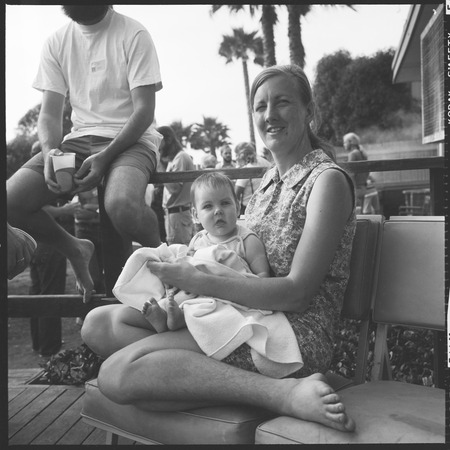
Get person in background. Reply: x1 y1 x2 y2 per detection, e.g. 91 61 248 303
200 154 217 169
149 159 168 243
157 125 195 245
73 188 105 294
81 64 356 433
216 144 235 169
7 5 163 303
234 142 269 216
29 199 79 357
343 132 370 211
261 146 274 164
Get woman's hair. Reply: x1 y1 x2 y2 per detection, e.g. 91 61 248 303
249 65 336 162
156 125 183 151
234 142 256 165
190 172 239 208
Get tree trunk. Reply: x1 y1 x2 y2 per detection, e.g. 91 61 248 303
242 59 256 145
261 5 277 67
287 5 305 68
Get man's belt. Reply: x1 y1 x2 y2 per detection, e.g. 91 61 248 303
167 205 191 214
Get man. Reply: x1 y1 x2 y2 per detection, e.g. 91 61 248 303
215 144 235 169
7 6 163 302
157 126 195 245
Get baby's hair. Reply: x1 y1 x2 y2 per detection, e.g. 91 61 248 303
191 172 239 208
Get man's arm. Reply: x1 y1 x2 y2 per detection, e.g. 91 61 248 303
73 84 156 192
98 84 156 165
38 90 65 192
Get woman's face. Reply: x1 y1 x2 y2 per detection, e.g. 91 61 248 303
253 74 311 155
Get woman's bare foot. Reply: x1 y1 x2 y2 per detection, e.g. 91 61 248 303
69 238 95 303
166 295 186 331
142 298 168 333
283 373 355 432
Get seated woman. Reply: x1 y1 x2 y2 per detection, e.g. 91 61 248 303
81 64 356 432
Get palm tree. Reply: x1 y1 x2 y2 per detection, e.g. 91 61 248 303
189 116 230 157
169 120 193 147
218 28 264 145
286 4 356 68
210 4 277 67
286 5 311 68
260 5 278 67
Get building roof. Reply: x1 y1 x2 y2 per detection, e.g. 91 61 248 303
391 4 440 84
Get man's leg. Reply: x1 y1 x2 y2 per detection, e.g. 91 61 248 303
7 168 94 301
103 165 161 257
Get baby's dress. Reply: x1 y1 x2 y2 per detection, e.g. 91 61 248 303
188 224 260 276
223 149 356 377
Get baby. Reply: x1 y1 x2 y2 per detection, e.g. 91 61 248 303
142 171 270 332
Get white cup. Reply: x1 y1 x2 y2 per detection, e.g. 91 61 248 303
51 152 76 193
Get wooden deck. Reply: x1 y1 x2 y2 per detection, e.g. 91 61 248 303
8 369 141 445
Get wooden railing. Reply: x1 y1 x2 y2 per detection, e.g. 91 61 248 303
8 156 445 316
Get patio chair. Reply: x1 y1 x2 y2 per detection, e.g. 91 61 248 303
255 216 445 444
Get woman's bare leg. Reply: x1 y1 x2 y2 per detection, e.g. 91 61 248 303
97 332 355 432
7 168 95 301
81 304 158 357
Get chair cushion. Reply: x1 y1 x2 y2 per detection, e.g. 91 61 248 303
81 378 274 445
255 381 444 444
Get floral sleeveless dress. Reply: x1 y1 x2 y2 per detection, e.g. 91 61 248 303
222 149 356 378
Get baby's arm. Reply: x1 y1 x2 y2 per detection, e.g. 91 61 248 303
243 234 271 278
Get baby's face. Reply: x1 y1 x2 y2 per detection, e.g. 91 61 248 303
193 186 239 241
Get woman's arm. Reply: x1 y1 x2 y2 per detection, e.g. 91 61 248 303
243 234 271 277
148 169 353 312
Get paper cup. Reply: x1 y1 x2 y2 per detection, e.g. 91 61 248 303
51 152 76 193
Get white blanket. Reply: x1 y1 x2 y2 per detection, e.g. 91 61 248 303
113 244 303 378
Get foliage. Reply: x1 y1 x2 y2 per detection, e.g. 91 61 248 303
39 344 104 386
218 27 264 145
169 120 193 146
189 116 230 157
313 49 420 145
7 97 73 178
329 318 436 387
6 134 36 179
211 4 277 67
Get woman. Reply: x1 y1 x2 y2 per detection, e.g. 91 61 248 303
81 65 356 432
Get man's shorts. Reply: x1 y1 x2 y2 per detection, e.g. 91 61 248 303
23 135 158 182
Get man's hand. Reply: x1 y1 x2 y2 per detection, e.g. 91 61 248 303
72 152 110 194
43 148 64 193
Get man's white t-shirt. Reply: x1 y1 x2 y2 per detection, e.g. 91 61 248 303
33 8 163 153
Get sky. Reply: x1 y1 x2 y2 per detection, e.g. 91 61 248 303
5 4 411 155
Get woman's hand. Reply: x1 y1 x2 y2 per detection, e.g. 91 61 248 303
146 260 200 293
